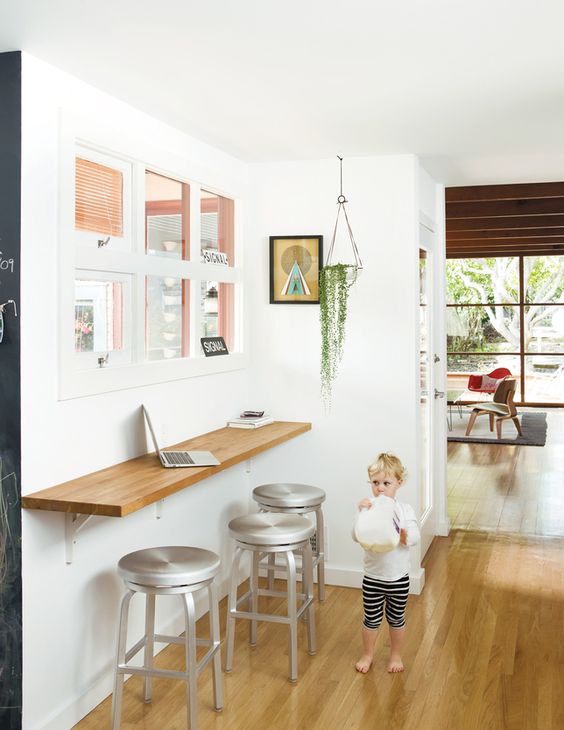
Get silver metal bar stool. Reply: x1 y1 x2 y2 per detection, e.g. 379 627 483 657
224 513 316 682
111 546 223 730
252 483 327 601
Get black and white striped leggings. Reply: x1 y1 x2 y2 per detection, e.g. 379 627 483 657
362 573 410 630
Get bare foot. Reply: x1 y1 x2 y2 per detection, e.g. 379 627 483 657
355 655 373 673
387 655 404 673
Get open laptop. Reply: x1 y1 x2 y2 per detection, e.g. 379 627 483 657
142 405 220 468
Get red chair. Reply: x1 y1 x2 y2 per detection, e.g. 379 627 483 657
467 367 511 394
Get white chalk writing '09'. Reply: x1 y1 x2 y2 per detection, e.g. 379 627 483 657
0 252 15 273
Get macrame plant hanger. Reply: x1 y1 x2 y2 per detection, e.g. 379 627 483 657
325 155 363 270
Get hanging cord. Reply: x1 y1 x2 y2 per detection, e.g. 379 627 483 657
326 156 363 269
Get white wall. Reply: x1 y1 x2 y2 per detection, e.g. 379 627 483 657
19 55 260 730
20 53 441 729
246 155 424 589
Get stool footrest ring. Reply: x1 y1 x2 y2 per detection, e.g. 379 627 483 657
229 600 313 626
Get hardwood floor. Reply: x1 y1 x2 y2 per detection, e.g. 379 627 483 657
448 408 564 536
75 411 564 729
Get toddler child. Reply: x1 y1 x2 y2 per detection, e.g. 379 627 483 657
353 452 420 673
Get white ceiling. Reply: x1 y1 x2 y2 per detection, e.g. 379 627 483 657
2 0 564 184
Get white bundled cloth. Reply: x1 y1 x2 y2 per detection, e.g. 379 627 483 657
354 495 401 553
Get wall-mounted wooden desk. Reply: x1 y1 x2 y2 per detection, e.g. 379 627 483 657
22 421 312 517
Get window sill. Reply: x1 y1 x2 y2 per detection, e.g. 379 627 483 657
59 352 248 400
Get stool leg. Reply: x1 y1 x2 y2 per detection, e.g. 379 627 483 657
259 507 276 591
267 552 276 591
285 549 298 682
143 593 156 702
303 541 317 655
208 582 223 711
182 592 198 730
315 507 326 601
111 589 134 730
225 546 243 672
250 550 259 645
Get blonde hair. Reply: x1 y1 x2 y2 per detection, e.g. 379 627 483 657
368 452 407 483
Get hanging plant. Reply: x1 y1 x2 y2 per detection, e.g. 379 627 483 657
319 156 363 409
320 263 358 407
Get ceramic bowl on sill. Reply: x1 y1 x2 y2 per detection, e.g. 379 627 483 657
162 240 178 252
163 331 177 342
163 312 176 323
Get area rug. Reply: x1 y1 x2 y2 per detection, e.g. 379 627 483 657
447 411 547 446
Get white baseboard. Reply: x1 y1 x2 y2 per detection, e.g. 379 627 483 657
437 519 451 537
409 566 425 595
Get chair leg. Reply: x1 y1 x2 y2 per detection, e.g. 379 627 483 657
303 541 316 656
225 546 243 673
489 413 494 432
111 589 134 730
315 507 326 602
143 593 156 702
250 551 259 646
182 592 198 730
285 549 298 682
465 410 479 436
513 416 523 437
208 582 223 711
267 552 276 591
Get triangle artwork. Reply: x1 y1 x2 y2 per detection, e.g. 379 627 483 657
281 260 311 296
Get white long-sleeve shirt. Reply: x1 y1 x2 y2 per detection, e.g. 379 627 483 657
352 498 420 581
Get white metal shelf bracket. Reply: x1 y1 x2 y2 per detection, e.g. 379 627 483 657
65 513 94 564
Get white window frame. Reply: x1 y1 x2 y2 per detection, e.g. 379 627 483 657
59 111 247 400
74 269 133 368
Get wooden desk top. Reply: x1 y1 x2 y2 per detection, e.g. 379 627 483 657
22 421 311 518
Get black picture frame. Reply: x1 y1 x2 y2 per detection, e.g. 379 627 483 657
269 235 323 304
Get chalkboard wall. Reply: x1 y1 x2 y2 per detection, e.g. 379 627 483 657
0 51 22 729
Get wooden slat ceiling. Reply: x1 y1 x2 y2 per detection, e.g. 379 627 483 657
445 182 564 258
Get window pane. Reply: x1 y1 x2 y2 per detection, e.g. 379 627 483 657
201 191 234 266
524 355 564 403
201 281 235 351
447 306 520 353
446 257 519 304
75 279 124 352
524 255 564 304
75 157 123 236
145 171 189 259
447 354 520 395
525 305 564 353
146 276 189 360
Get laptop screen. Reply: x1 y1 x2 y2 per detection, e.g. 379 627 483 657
142 405 163 457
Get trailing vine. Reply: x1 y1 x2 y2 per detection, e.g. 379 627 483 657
319 263 358 408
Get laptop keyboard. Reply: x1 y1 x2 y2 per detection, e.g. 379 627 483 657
163 451 195 465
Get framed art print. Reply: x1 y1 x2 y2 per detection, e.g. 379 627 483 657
269 235 323 304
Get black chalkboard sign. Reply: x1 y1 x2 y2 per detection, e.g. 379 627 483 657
0 51 22 728
201 336 229 356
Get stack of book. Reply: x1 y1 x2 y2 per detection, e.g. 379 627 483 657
227 414 274 429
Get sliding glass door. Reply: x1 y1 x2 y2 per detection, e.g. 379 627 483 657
446 255 564 405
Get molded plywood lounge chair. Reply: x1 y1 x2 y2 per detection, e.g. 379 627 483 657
467 367 512 394
465 377 523 439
